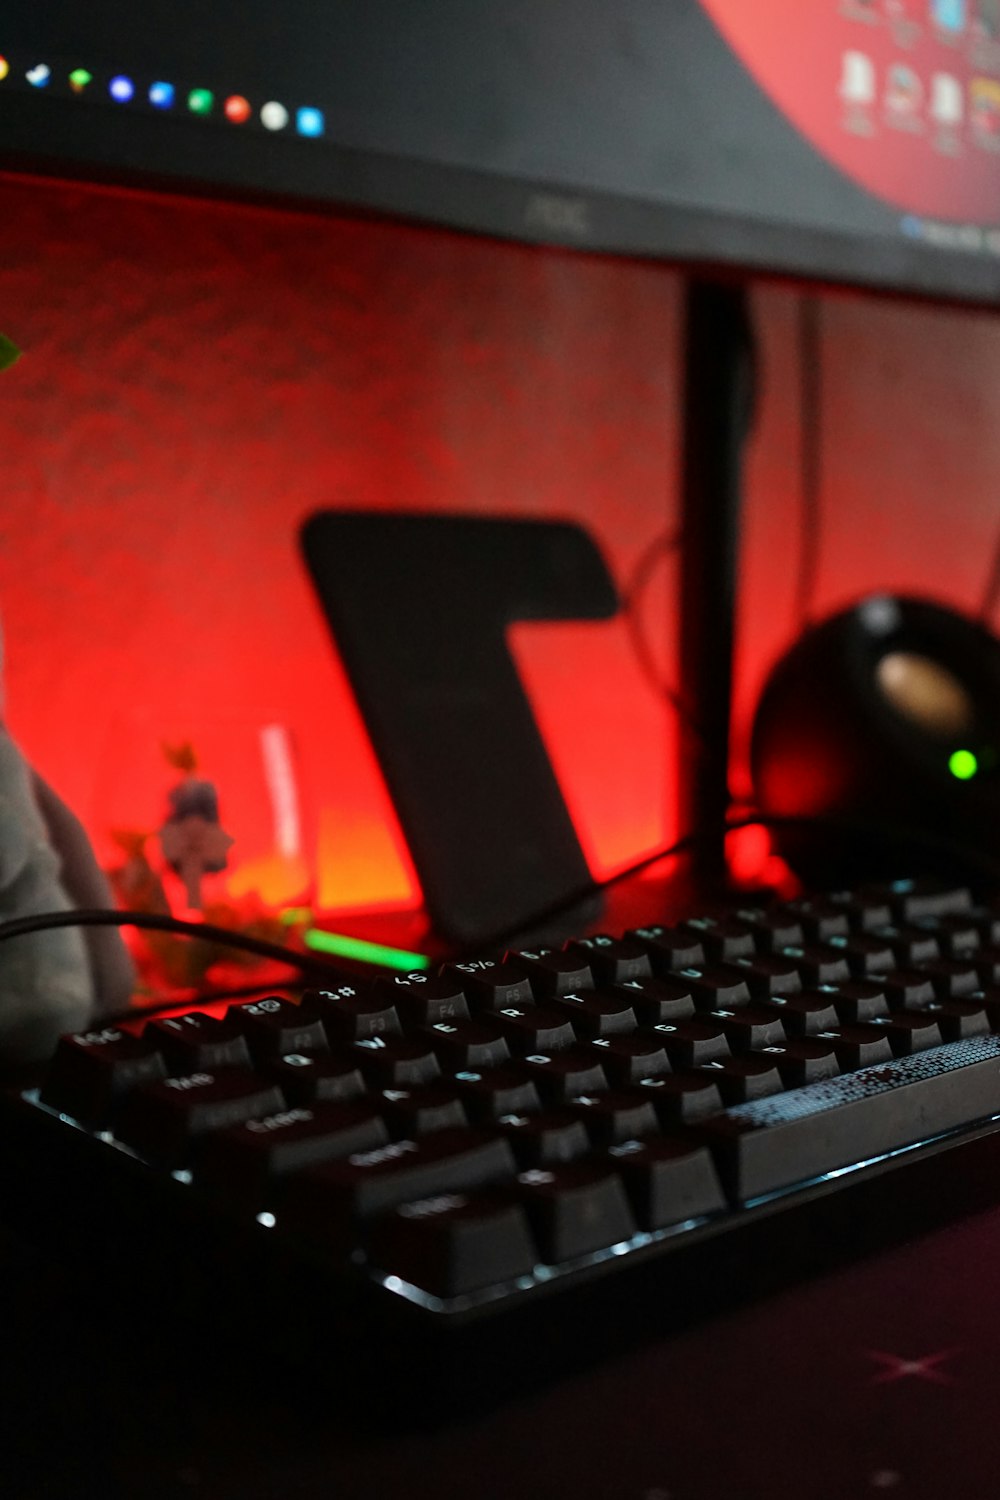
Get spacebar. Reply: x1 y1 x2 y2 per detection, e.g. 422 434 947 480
702 1036 1000 1204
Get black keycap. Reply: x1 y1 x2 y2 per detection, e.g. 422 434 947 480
704 1034 1000 1204
975 948 1000 987
567 935 652 985
366 1190 538 1298
231 996 329 1060
827 891 893 932
733 906 805 951
495 1109 591 1167
815 1023 894 1071
767 1037 840 1088
606 1137 727 1229
39 1027 167 1128
776 899 850 943
825 933 896 977
552 990 637 1038
195 1101 389 1209
917 959 981 999
680 917 757 961
588 1033 672 1086
636 1072 724 1125
708 1004 787 1052
881 1011 945 1056
627 924 706 973
378 1085 468 1137
348 1036 441 1087
270 1052 366 1107
613 976 696 1024
672 966 753 1011
697 1055 784 1105
515 1161 637 1261
148 1013 252 1073
728 954 802 998
521 1047 609 1103
424 1020 510 1070
440 960 534 1011
652 1018 731 1067
779 944 851 986
911 915 981 957
281 1129 517 1247
115 1068 285 1166
450 1065 542 1123
870 925 941 966
375 973 470 1026
566 1089 660 1146
492 1005 576 1054
874 880 973 923
880 970 937 1010
924 1000 990 1042
508 947 595 998
308 985 401 1042
827 980 889 1024
767 991 841 1037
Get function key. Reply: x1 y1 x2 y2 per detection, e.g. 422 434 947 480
774 899 849 943
506 947 595 998
307 985 401 1043
565 935 652 985
148 1013 251 1073
733 906 805 952
440 960 533 1012
627 925 706 974
680 916 757 962
375 973 469 1026
39 1028 167 1128
231 996 329 1061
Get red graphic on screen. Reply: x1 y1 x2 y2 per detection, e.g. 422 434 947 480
699 0 1000 221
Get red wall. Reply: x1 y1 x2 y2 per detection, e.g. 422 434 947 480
3 173 1000 927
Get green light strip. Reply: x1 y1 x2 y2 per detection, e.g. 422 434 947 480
303 928 431 972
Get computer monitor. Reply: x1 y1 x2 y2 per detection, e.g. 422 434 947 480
1 0 994 954
3 0 1000 306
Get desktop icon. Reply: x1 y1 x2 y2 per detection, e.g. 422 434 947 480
224 94 251 124
295 106 324 137
149 81 175 108
260 100 289 130
69 68 92 94
187 88 214 115
0 57 9 82
930 71 964 124
26 64 50 88
840 51 876 104
885 62 923 119
931 0 966 30
109 75 134 102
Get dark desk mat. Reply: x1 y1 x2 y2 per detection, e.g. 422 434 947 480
2 1203 999 1500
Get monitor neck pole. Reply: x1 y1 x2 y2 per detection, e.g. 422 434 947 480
677 278 757 893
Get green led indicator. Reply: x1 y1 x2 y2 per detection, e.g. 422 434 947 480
187 88 214 115
69 68 93 92
303 928 432 972
949 749 978 780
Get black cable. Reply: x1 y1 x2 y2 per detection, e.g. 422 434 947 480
619 528 709 746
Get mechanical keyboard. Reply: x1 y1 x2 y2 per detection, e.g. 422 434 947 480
6 876 1000 1391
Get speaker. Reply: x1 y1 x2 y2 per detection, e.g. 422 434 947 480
750 594 1000 885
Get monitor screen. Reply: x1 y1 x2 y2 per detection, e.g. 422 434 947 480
3 0 1000 305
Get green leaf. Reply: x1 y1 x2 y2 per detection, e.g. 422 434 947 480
0 333 22 371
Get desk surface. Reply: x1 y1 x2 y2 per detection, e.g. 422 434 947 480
2 1196 998 1500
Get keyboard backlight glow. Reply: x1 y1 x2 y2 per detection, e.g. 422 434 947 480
303 929 431 971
